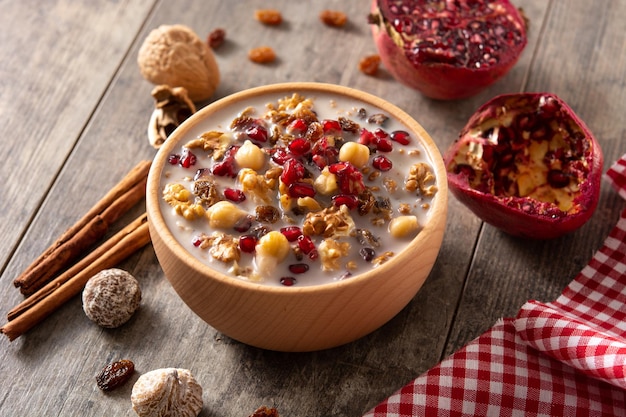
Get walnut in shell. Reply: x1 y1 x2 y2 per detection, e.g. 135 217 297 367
131 368 203 417
82 268 141 328
138 24 220 102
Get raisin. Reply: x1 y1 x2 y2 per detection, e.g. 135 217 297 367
256 205 280 223
96 359 135 391
359 55 381 76
207 28 226 49
320 10 348 27
255 9 283 25
248 46 276 64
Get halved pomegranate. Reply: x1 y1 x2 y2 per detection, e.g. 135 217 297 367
369 0 528 100
444 93 603 239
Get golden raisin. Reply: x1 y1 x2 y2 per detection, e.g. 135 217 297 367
359 54 381 76
255 9 283 25
96 359 135 391
248 46 276 64
320 10 348 27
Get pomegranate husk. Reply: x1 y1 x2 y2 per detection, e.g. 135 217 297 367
444 93 603 239
369 0 528 100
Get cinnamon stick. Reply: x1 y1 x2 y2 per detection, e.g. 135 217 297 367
2 214 151 341
13 160 151 295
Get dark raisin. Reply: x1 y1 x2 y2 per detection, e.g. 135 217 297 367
96 359 135 391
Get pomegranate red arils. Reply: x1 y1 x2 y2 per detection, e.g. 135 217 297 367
322 119 342 135
239 235 258 253
288 137 311 156
444 93 603 239
280 276 297 286
179 148 197 168
168 154 181 165
369 0 528 99
390 130 411 145
287 118 308 135
212 145 239 177
280 226 302 241
297 235 316 256
329 162 366 195
372 155 393 171
192 236 203 247
271 147 291 165
224 188 246 202
332 194 359 209
280 158 305 185
359 128 376 146
245 121 268 143
288 182 316 198
288 263 309 274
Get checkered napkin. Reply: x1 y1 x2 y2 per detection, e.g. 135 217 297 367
362 155 626 417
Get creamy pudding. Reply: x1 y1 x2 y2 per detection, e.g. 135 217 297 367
159 92 438 286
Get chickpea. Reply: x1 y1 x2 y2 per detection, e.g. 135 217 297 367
255 231 290 261
235 140 266 170
388 215 420 238
206 201 246 229
339 142 370 169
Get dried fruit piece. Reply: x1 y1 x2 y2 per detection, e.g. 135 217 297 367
255 9 283 25
249 406 279 417
207 28 226 49
444 93 603 239
359 54 381 76
131 368 203 417
82 268 141 328
96 359 135 391
138 24 220 102
248 46 276 64
369 0 528 99
320 10 348 27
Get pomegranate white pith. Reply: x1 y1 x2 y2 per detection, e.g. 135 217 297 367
444 93 603 239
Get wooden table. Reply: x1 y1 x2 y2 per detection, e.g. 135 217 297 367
1 1 624 415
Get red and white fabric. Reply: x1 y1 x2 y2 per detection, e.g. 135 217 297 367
363 154 626 417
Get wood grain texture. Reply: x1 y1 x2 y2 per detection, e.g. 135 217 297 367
1 0 624 416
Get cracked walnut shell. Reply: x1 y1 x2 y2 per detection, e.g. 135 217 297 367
131 368 203 417
138 24 220 102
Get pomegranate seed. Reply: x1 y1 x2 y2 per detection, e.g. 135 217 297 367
372 155 393 171
390 130 411 145
374 128 389 140
297 235 316 254
322 119 342 135
359 128 376 146
245 123 268 143
288 263 309 274
280 226 303 241
179 149 197 168
280 158 305 185
233 216 252 233
280 277 297 286
287 118 308 135
192 236 203 247
308 249 319 260
332 194 359 209
168 154 181 165
329 162 365 195
212 160 234 177
224 188 246 202
375 137 393 152
288 137 311 156
239 235 258 253
288 182 316 198
271 147 292 165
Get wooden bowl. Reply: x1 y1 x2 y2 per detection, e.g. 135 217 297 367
146 82 447 352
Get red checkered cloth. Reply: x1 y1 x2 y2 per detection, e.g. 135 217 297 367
363 155 626 417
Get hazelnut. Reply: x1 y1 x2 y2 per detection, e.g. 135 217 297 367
82 268 141 328
137 24 220 102
131 368 203 417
